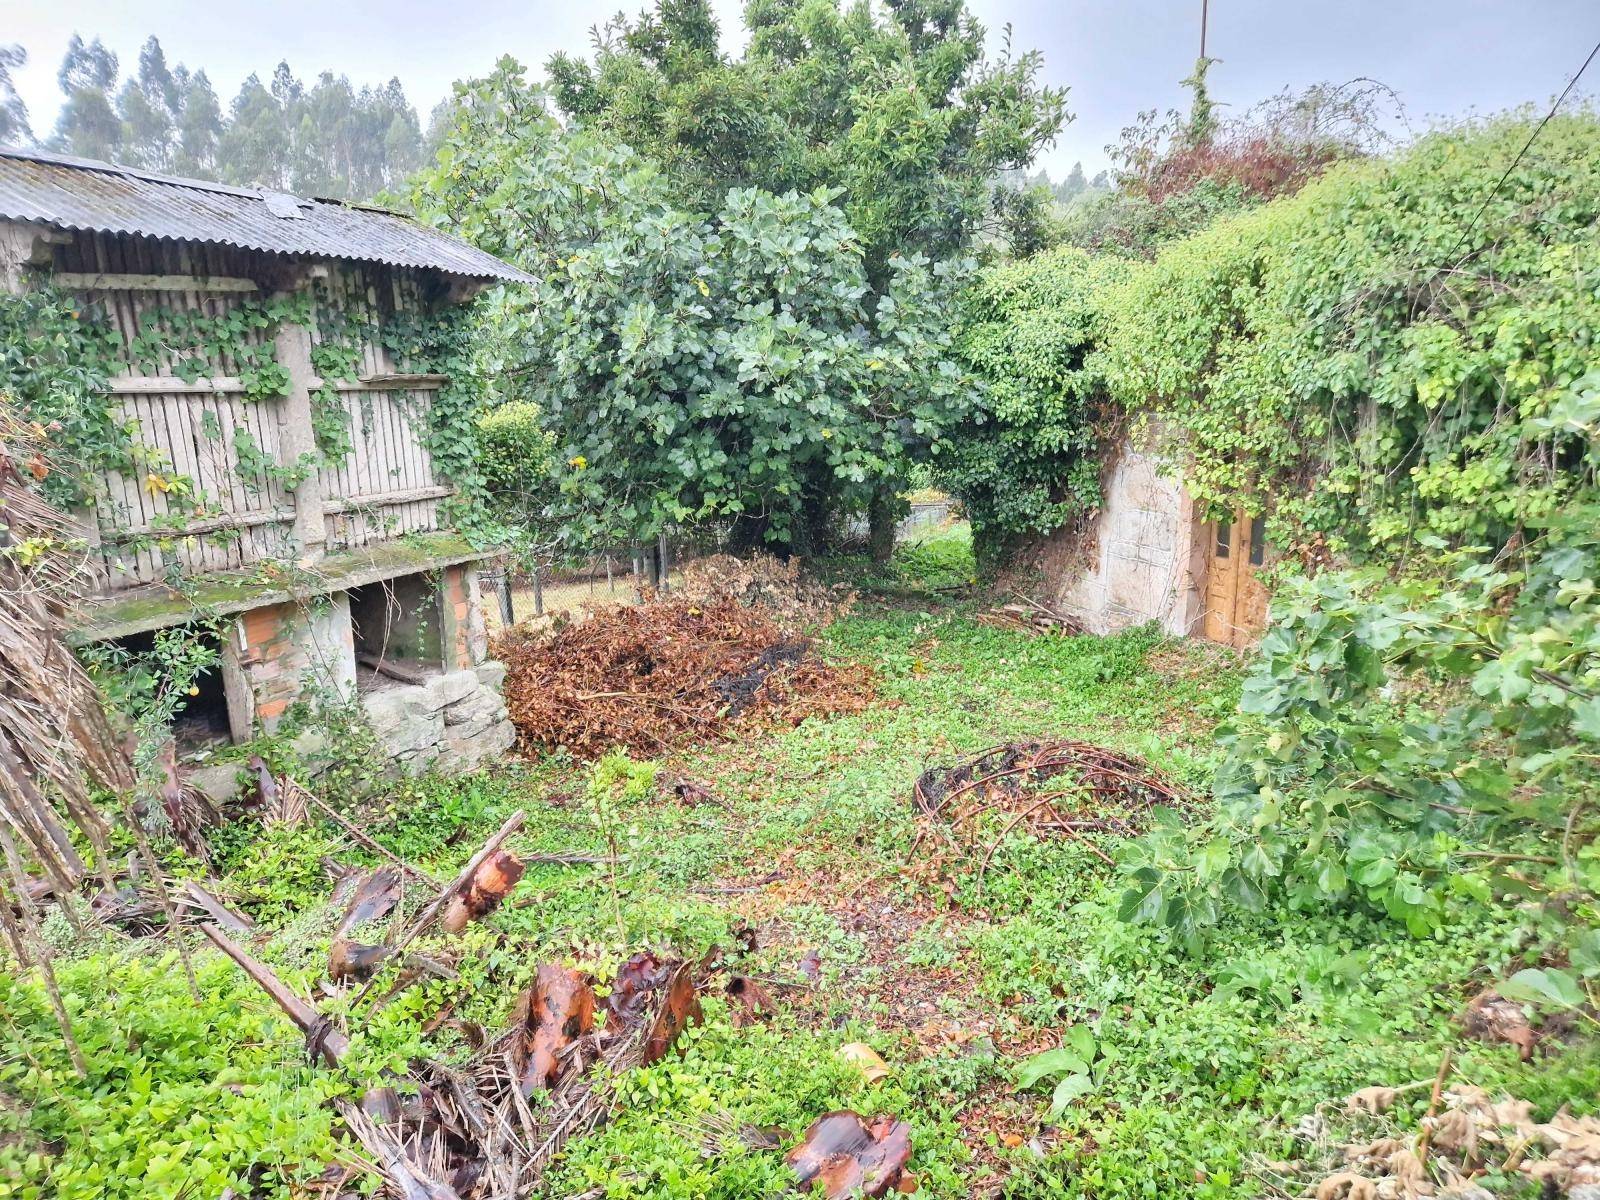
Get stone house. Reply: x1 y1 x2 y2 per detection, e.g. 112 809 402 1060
1049 436 1270 651
0 147 533 779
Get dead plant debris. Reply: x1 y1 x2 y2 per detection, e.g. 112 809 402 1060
974 595 1082 638
1272 1079 1600 1199
676 552 858 628
493 596 877 758
788 1110 917 1197
914 740 1196 834
203 826 716 1200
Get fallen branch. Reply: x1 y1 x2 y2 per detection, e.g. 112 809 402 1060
301 786 441 888
335 1100 461 1200
349 811 526 1008
200 923 348 1066
179 880 255 935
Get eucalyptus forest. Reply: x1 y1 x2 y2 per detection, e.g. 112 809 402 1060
1 3 1598 1199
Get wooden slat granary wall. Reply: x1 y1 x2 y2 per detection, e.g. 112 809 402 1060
47 230 449 593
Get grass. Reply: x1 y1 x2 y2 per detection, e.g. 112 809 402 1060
5 541 1596 1198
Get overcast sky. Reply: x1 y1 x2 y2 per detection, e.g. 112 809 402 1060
7 0 1599 180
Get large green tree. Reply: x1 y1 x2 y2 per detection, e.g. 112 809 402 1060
419 58 975 554
545 0 1063 550
546 0 1069 283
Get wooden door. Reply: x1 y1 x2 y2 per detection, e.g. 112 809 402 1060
1202 508 1269 650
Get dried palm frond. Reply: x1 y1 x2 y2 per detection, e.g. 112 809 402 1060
0 408 132 895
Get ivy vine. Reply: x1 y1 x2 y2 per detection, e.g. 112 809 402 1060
0 272 495 558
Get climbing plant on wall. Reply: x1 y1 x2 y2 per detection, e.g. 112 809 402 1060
938 247 1137 563
1096 110 1600 566
0 287 129 508
1 275 495 554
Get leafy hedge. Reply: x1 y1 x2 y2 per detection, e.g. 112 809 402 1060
938 248 1132 561
1098 110 1600 562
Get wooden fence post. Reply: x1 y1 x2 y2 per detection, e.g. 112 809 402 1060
496 570 515 626
271 276 326 562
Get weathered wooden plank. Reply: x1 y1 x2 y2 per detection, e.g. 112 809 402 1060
51 271 259 294
324 485 452 514
102 505 296 541
102 374 443 395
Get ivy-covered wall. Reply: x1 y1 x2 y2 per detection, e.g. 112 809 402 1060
941 112 1600 579
0 226 494 594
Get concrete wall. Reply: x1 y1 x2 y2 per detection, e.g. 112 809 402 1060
1052 444 1206 637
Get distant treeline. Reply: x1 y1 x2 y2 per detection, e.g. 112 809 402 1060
0 36 427 200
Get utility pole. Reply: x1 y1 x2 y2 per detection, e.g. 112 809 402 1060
1200 0 1209 59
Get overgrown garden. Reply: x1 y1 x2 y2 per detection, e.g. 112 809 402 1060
1 0 1599 1195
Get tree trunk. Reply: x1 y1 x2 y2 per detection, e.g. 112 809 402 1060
867 489 897 564
725 513 773 558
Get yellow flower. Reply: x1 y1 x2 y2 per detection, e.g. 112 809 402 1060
144 472 174 495
568 455 588 470
187 686 200 696
820 428 833 439
695 278 710 297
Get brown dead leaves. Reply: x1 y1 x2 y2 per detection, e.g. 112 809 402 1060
1303 1081 1600 1199
676 552 857 628
494 596 877 759
440 850 524 935
788 1111 917 1198
518 964 597 1095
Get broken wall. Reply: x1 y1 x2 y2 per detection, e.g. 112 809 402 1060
1050 442 1205 637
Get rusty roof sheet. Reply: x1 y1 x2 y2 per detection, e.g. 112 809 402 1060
0 147 533 283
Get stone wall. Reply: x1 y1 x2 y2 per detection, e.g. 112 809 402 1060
1052 443 1205 636
361 661 515 776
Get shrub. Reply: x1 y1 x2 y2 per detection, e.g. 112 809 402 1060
937 248 1136 562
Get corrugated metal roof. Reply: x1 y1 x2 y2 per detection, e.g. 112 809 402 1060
0 147 534 283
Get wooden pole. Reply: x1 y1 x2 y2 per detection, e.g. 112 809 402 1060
657 530 670 594
532 566 544 617
497 570 515 626
201 923 350 1066
271 277 327 563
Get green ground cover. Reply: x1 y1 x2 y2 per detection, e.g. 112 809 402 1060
4 536 1594 1198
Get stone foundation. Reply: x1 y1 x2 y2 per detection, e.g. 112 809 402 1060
361 661 515 776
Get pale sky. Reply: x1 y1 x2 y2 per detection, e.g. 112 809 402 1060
7 0 1599 180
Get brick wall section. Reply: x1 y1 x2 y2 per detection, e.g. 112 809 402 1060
237 603 301 727
441 565 475 670
234 594 357 732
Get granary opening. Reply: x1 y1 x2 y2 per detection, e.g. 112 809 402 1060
97 627 233 753
348 574 444 690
